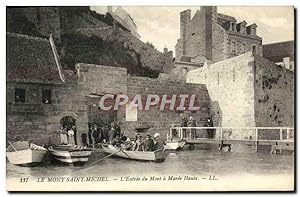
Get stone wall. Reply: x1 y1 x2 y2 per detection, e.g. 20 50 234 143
76 63 127 95
158 62 203 83
186 52 294 140
253 55 294 127
186 52 256 127
6 82 88 145
117 76 211 139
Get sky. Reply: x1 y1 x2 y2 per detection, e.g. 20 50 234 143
91 6 294 52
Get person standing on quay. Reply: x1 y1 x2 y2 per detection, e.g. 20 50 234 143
67 126 75 145
206 118 214 139
57 126 68 145
180 114 188 138
81 132 88 148
188 116 197 139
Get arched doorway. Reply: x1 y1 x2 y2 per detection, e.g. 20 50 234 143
60 116 77 145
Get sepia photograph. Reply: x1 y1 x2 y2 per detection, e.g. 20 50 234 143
4 4 295 192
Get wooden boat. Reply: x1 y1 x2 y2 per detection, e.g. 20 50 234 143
6 141 47 166
48 145 92 166
102 144 169 162
164 140 186 150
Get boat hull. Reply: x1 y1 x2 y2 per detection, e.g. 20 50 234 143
102 145 168 162
6 149 47 165
164 140 186 150
49 145 92 166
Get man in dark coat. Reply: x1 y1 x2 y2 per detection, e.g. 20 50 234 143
88 123 93 146
108 126 116 144
179 114 188 127
206 118 214 139
101 124 109 143
81 133 88 147
92 125 101 144
144 135 155 151
180 114 188 138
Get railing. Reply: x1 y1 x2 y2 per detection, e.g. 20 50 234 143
167 127 294 151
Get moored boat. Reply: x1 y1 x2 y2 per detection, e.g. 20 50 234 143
164 140 186 150
48 145 92 166
6 141 47 166
102 144 169 162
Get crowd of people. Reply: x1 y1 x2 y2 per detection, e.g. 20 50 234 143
56 114 214 149
179 114 215 139
57 122 162 152
131 133 161 151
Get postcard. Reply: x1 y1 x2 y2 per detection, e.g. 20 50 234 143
6 5 295 191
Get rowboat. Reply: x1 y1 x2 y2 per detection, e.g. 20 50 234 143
6 141 47 166
102 144 169 162
48 145 92 166
164 140 186 150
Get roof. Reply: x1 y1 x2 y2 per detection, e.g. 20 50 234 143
217 13 237 22
237 20 247 26
7 32 64 84
263 41 294 62
174 61 203 67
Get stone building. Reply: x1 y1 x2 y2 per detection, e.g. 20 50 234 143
175 6 262 63
7 32 209 145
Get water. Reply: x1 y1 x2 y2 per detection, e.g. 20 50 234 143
7 148 294 179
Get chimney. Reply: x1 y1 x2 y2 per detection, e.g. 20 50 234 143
246 23 257 36
237 21 247 34
164 47 168 54
180 9 191 39
201 6 217 60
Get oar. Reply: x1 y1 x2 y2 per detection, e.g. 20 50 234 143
8 141 17 151
75 144 133 172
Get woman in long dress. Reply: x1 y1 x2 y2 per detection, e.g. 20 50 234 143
67 126 75 145
57 127 68 145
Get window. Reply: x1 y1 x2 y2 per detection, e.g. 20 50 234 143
252 45 257 54
232 23 236 31
231 41 236 54
42 89 52 104
15 88 25 103
235 42 240 54
241 43 246 53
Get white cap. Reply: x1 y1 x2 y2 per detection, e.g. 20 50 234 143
154 133 160 138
